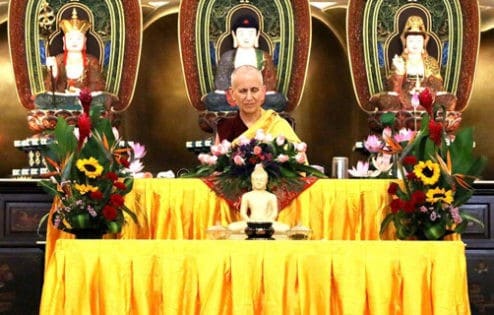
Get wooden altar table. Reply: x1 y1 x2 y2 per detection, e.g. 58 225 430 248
39 239 471 315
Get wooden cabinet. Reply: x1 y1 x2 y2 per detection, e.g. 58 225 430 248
460 182 494 314
0 180 494 314
0 180 51 314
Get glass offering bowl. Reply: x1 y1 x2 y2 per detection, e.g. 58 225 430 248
287 224 312 240
206 223 231 240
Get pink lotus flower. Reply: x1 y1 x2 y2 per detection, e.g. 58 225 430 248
348 161 380 178
393 128 416 143
371 153 393 174
364 135 383 153
382 127 392 139
131 142 147 159
127 159 144 174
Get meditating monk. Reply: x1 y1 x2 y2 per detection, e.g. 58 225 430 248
44 8 105 94
370 15 456 111
228 163 290 233
203 14 286 112
215 65 300 144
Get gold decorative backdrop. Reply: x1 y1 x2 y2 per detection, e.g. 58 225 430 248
0 3 493 179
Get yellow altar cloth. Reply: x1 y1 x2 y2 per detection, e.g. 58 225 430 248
39 240 471 315
121 178 395 240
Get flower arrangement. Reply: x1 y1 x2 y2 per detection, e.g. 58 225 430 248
183 129 326 204
377 88 487 240
349 112 420 178
39 89 146 236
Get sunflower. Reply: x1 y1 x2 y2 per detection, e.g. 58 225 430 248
426 187 454 204
74 183 99 195
76 157 104 178
413 160 440 185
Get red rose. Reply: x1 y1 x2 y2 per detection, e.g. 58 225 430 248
418 88 434 114
402 155 417 166
106 172 118 181
114 181 126 190
429 120 443 145
387 182 399 195
411 190 426 204
390 198 403 213
109 194 124 207
406 172 417 180
403 200 415 213
119 157 130 168
102 205 118 221
90 190 103 200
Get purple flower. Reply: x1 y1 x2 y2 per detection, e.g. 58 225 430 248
450 207 463 224
87 205 97 217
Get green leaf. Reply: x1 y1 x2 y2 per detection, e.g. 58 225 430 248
38 180 59 197
460 212 484 229
121 205 138 223
379 213 394 236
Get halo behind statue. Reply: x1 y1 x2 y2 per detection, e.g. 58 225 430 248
347 1 479 134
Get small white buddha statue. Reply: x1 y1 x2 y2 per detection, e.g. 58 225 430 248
228 163 290 234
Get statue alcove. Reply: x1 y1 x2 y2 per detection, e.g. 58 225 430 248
179 0 311 133
9 0 142 121
347 1 480 134
7 0 142 176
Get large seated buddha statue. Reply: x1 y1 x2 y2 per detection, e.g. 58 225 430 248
34 8 113 113
179 1 311 133
9 1 141 133
369 15 457 112
202 14 286 113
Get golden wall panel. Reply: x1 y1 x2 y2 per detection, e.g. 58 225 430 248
0 12 493 179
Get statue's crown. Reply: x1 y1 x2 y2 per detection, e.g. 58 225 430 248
59 8 91 34
402 15 427 36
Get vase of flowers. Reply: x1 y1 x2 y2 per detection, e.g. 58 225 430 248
182 129 326 206
377 88 487 240
39 89 146 238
